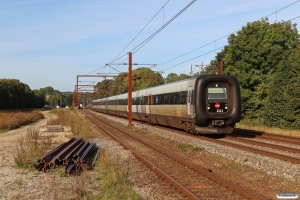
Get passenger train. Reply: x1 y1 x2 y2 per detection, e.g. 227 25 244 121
92 74 241 134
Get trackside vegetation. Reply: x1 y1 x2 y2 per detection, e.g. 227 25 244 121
0 79 74 110
206 18 300 130
15 109 142 199
0 110 44 133
0 79 45 109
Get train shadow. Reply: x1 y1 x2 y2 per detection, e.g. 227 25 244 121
226 128 264 139
201 134 226 139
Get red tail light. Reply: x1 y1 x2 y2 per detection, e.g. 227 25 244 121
215 102 220 109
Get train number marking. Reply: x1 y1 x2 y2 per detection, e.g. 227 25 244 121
216 109 223 112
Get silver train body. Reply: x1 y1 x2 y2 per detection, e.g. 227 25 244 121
92 74 241 134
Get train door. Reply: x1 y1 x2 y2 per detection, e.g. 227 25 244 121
136 91 141 114
146 95 152 115
187 86 192 115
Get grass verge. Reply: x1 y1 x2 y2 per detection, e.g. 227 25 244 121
236 122 300 137
14 109 142 199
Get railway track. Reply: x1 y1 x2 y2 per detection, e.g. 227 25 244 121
233 128 300 146
83 111 264 200
199 135 300 164
136 118 300 165
87 110 300 165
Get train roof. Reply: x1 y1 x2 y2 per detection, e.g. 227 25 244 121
92 74 231 102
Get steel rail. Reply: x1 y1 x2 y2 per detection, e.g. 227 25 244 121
234 128 300 146
199 136 300 164
85 112 264 200
85 113 200 200
226 135 300 154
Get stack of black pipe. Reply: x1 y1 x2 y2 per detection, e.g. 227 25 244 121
33 138 100 175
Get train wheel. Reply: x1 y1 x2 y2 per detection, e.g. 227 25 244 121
183 122 190 132
183 122 197 134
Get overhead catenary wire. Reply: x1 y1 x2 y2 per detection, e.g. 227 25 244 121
108 0 171 66
88 0 196 76
86 0 171 75
174 14 300 75
154 1 300 75
130 0 196 55
109 0 196 66
87 0 299 78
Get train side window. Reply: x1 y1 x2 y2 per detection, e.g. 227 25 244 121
155 95 159 104
180 91 186 104
164 94 168 104
169 93 174 104
145 96 148 105
175 93 179 104
138 97 141 105
160 94 164 104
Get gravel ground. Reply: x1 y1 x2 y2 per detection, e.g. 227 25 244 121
222 137 300 160
96 112 300 180
89 130 188 200
90 111 300 199
1 110 299 199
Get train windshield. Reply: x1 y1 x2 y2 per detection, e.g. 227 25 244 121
207 84 227 100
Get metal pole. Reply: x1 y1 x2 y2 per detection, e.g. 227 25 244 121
128 52 132 126
76 75 79 108
220 61 224 75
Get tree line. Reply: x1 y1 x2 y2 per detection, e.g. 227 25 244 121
206 18 300 129
0 80 73 110
93 67 191 99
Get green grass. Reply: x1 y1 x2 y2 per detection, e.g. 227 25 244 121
95 149 143 200
0 128 10 133
236 122 300 137
178 144 205 152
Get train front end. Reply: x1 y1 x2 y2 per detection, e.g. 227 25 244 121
193 74 241 134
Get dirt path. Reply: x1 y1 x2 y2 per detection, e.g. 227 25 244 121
0 111 58 199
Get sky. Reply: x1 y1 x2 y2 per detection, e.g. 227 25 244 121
1 0 300 92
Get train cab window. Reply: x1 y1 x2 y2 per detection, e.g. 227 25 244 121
207 83 227 100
